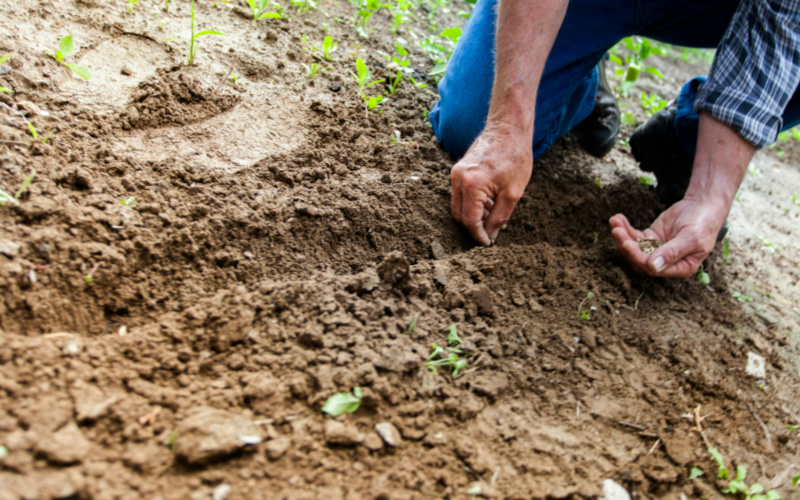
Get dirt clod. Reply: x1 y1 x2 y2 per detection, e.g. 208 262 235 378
174 407 261 464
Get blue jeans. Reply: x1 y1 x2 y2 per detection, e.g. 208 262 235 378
429 0 800 160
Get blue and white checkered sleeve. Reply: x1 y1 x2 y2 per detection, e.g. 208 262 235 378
694 0 800 148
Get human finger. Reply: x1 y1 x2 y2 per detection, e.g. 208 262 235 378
450 171 464 224
485 191 520 241
482 198 494 223
646 231 709 278
460 190 492 246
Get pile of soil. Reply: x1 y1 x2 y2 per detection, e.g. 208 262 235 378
1 0 799 498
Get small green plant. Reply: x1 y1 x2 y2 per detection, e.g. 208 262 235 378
425 325 468 377
722 464 780 500
351 57 383 89
187 0 226 65
723 238 730 264
407 314 418 332
709 447 729 479
46 35 92 81
361 93 383 112
230 71 239 85
120 196 137 207
351 0 389 37
0 445 7 458
15 171 36 199
385 71 402 95
758 236 779 254
408 76 428 89
731 291 753 302
304 62 330 79
127 0 140 13
84 263 100 284
577 292 595 320
689 467 703 480
640 91 668 116
638 175 655 187
322 387 362 416
0 189 15 206
696 264 710 285
322 35 339 60
608 36 665 95
163 430 179 451
792 193 800 206
246 0 284 20
0 54 11 92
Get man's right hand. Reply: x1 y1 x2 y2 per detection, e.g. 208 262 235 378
450 123 532 246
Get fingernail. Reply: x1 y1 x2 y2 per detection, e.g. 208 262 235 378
652 256 665 272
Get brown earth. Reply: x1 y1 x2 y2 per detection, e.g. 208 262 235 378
1 1 799 499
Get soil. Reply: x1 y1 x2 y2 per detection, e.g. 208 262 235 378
1 1 800 499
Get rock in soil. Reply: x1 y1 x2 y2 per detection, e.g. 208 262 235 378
601 479 631 500
375 422 402 447
174 407 261 464
265 436 291 461
35 422 91 465
324 420 364 446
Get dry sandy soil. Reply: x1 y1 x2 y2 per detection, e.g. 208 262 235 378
1 0 799 498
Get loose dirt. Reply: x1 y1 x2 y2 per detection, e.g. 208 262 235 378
1 1 799 499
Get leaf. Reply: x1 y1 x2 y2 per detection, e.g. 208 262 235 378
696 266 710 285
689 467 703 480
0 86 12 94
26 121 38 139
0 445 7 458
644 66 665 79
428 62 447 76
321 388 362 416
448 324 461 346
407 314 418 332
0 54 10 65
257 12 282 18
439 27 462 43
620 112 636 125
58 35 74 59
193 30 226 39
794 473 800 487
0 188 17 206
608 54 622 66
355 57 369 84
16 171 36 199
64 63 92 81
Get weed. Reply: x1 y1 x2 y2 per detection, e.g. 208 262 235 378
407 314 418 332
127 0 140 13
794 473 800 488
351 57 383 89
163 430 179 451
304 62 330 79
640 91 668 116
638 175 655 187
425 324 468 377
748 165 762 177
351 0 389 37
722 463 780 500
187 0 226 65
723 238 730 264
592 231 598 244
621 112 636 125
792 193 800 206
230 71 239 85
246 0 283 20
408 76 428 89
386 70 402 95
120 196 137 207
322 387 362 416
289 0 317 14
709 447 729 479
689 467 703 480
696 264 710 285
46 35 92 81
0 189 15 206
361 93 383 111
322 35 339 60
577 292 595 320
15 171 36 199
731 291 753 302
608 36 664 95
0 86 11 94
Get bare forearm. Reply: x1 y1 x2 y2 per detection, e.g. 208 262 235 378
684 112 756 214
487 0 569 137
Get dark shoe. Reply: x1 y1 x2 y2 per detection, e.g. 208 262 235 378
573 57 621 158
629 102 728 242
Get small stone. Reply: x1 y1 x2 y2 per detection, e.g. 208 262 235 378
265 436 290 460
601 479 631 500
375 422 402 447
75 393 119 423
38 243 52 253
430 241 447 260
243 251 255 260
423 431 447 446
0 239 21 258
746 352 766 379
362 432 383 451
212 484 232 500
174 407 261 464
528 299 544 313
470 285 495 316
121 66 133 76
36 422 91 465
63 338 82 356
324 420 364 446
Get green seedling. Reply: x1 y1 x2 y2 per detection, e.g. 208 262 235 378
407 314 418 332
322 35 339 60
0 445 7 458
425 325 469 377
0 54 11 91
322 387 362 416
46 35 92 81
163 0 171 10
640 91 668 116
0 189 15 206
351 58 383 89
788 424 799 433
0 86 11 94
230 71 239 85
592 231 599 244
638 175 655 187
15 171 36 199
439 27 462 44
187 0 226 65
163 430 179 451
758 236 779 254
609 36 664 95
408 76 428 89
127 0 140 12
731 291 753 302
425 351 467 377
304 62 331 79
577 292 595 320
351 0 389 37
361 93 383 112
120 196 137 207
386 70 402 95
447 324 462 346
689 467 703 480
723 238 730 264
792 193 800 206
246 0 283 20
289 0 317 15
84 262 100 284
722 464 781 500
793 473 800 488
696 264 710 285
708 447 729 479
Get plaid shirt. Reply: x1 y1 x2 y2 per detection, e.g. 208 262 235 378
694 0 800 147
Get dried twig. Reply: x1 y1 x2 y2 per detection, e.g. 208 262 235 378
693 404 712 449
618 421 646 432
213 54 238 95
0 140 28 146
634 292 644 311
748 402 773 452
648 438 661 454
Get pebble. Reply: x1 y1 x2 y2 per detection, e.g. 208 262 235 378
745 352 767 379
36 423 91 465
375 422 402 447
0 239 21 258
362 432 384 451
601 479 631 500
174 407 262 464
265 436 291 460
324 420 364 446
212 484 232 500
430 241 447 260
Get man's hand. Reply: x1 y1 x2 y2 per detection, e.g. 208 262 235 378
610 112 754 277
609 196 727 277
451 124 532 246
